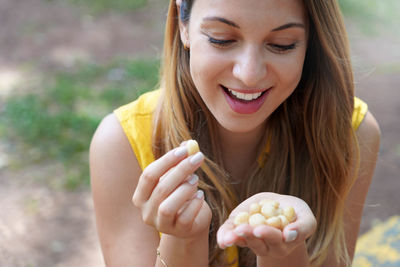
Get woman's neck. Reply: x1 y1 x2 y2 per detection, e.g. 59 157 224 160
217 123 266 182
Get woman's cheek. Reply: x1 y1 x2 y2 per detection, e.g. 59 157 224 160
190 47 227 85
276 54 305 90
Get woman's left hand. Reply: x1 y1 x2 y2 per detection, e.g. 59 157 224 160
217 192 317 259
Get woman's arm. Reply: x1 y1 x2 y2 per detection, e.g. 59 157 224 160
90 114 211 266
90 113 160 266
323 111 381 266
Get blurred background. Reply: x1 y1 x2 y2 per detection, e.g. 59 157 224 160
0 0 399 266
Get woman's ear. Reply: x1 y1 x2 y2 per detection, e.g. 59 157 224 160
176 0 190 49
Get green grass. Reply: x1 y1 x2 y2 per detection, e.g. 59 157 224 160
0 58 160 189
70 0 148 13
45 0 148 14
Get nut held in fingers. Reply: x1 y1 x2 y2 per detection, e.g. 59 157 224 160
186 140 200 156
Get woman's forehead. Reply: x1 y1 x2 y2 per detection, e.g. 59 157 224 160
190 0 307 25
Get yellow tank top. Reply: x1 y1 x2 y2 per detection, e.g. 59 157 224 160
114 89 368 267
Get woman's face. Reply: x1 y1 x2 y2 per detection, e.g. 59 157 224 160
180 0 308 134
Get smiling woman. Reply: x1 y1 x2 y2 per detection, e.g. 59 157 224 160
90 0 380 267
181 0 308 133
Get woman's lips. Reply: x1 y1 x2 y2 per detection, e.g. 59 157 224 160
221 85 271 114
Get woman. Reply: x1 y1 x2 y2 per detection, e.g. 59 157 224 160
90 0 381 266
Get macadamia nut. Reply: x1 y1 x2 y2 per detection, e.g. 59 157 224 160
234 211 250 226
261 203 278 218
233 199 297 231
186 140 200 156
266 216 282 229
278 215 289 229
259 199 279 209
283 206 297 223
249 213 266 227
249 203 261 214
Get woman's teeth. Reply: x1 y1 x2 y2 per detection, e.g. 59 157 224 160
228 89 263 101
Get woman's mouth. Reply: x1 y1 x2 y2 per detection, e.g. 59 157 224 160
221 85 271 114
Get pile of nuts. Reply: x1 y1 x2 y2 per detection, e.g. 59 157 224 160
185 141 297 231
234 199 297 230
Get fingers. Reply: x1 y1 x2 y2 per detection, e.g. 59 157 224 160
158 175 199 227
217 221 235 249
132 146 189 206
280 199 316 243
133 142 204 208
132 140 207 236
174 190 204 232
218 223 276 256
149 152 204 209
234 224 269 256
217 221 248 249
252 225 283 246
251 225 298 257
283 213 316 243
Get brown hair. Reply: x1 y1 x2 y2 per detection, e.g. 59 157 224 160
153 0 358 266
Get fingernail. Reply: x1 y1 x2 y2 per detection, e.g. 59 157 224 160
190 152 204 165
188 174 198 185
254 231 262 238
174 146 187 157
285 230 298 242
180 140 188 146
236 231 245 237
196 190 204 199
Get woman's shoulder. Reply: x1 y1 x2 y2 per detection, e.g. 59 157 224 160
90 112 142 201
356 110 381 152
90 113 140 173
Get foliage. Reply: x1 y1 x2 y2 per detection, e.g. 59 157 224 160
50 0 149 14
339 0 400 34
0 58 160 189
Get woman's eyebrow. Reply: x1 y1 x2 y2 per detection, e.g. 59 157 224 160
272 22 305 32
202 17 305 32
202 16 240 28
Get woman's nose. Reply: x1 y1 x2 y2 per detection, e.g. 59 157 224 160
232 46 267 88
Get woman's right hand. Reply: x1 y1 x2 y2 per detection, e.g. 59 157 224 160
132 142 212 239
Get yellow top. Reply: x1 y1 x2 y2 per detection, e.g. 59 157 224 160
114 89 368 267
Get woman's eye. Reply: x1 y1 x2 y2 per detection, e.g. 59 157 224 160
208 37 235 48
269 43 297 53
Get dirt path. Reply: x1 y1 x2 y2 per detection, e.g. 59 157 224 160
0 1 167 266
0 1 399 266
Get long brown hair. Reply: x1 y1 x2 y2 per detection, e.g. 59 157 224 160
153 0 358 266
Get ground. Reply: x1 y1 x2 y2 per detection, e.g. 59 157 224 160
0 0 399 266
